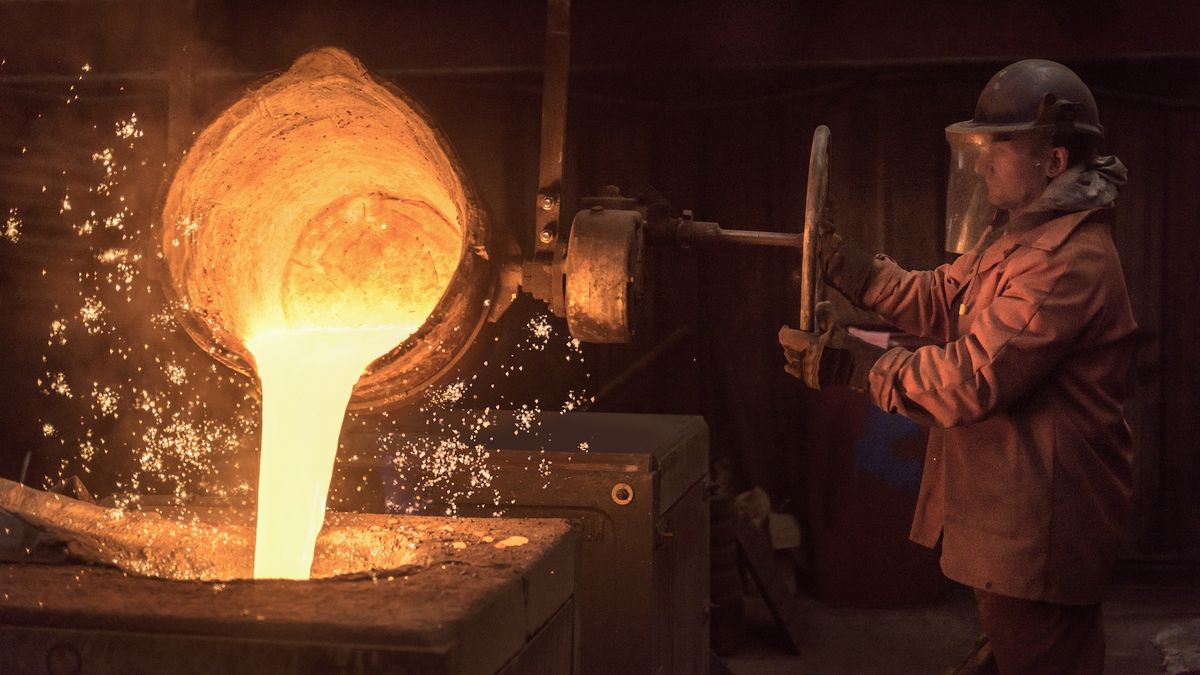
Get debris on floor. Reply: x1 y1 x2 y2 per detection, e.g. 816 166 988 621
1155 619 1200 675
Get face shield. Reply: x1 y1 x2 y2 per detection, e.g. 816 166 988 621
944 125 1051 254
944 131 997 254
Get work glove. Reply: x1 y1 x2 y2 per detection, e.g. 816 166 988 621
778 302 884 393
816 220 876 305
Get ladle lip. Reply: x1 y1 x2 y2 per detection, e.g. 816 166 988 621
154 46 502 413
327 64 500 413
347 194 498 413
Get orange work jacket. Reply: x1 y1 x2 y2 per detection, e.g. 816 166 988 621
862 207 1137 604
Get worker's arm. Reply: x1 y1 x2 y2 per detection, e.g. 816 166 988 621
779 302 884 391
866 247 1094 429
859 253 974 342
818 222 968 341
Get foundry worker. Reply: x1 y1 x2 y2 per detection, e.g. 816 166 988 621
778 60 1136 674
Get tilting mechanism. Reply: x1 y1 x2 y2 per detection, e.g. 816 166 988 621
518 0 828 343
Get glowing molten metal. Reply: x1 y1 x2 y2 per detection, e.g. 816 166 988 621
161 48 467 578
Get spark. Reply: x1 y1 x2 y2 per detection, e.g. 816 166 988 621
115 113 143 140
381 309 593 515
561 390 593 412
96 248 128 264
525 314 553 351
103 210 126 230
565 335 585 362
138 415 250 501
91 147 117 194
149 306 180 332
428 380 466 405
74 213 97 236
3 209 20 243
48 319 68 345
514 403 539 433
49 372 72 398
163 362 188 386
91 385 119 418
79 297 108 334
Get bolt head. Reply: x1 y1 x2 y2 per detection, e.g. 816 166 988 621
538 228 555 244
611 482 635 505
539 195 556 211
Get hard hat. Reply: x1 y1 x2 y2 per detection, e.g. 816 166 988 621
943 60 1103 254
947 59 1103 143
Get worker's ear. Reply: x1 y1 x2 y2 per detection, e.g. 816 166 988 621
1045 146 1070 178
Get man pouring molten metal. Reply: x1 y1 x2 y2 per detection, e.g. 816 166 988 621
779 60 1136 674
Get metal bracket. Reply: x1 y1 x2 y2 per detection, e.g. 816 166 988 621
533 0 571 258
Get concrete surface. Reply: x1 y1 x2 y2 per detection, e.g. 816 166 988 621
722 583 1200 674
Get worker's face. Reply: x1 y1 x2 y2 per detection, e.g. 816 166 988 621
973 139 1056 211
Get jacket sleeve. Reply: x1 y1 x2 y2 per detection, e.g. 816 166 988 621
861 253 975 343
866 248 1096 429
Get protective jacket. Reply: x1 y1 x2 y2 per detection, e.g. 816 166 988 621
862 207 1137 604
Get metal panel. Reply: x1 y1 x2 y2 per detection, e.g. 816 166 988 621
363 412 710 675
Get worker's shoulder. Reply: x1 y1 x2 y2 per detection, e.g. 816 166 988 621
1005 210 1124 289
1023 208 1116 254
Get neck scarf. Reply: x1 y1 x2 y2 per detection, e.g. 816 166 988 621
1030 154 1128 213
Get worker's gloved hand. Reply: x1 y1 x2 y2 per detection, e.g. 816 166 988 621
778 302 884 393
816 220 876 305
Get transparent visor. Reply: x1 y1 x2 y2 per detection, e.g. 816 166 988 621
945 132 999 254
944 127 1054 254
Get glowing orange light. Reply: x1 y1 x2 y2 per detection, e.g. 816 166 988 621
161 48 467 579
248 326 416 578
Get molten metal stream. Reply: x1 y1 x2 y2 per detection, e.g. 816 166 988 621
247 325 418 579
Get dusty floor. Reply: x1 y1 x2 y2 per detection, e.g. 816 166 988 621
720 583 1200 675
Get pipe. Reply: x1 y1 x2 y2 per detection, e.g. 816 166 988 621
718 228 804 249
653 218 803 249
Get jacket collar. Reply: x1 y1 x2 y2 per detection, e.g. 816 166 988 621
967 207 1107 278
1011 207 1108 252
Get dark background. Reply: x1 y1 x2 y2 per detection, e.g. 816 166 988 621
0 0 1196 567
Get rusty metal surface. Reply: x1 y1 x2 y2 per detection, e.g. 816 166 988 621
496 599 577 675
348 411 710 675
351 412 708 518
533 0 571 258
461 442 708 675
717 229 804 248
2 600 575 675
158 47 499 413
0 517 576 675
801 125 830 332
522 0 573 317
563 207 644 343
